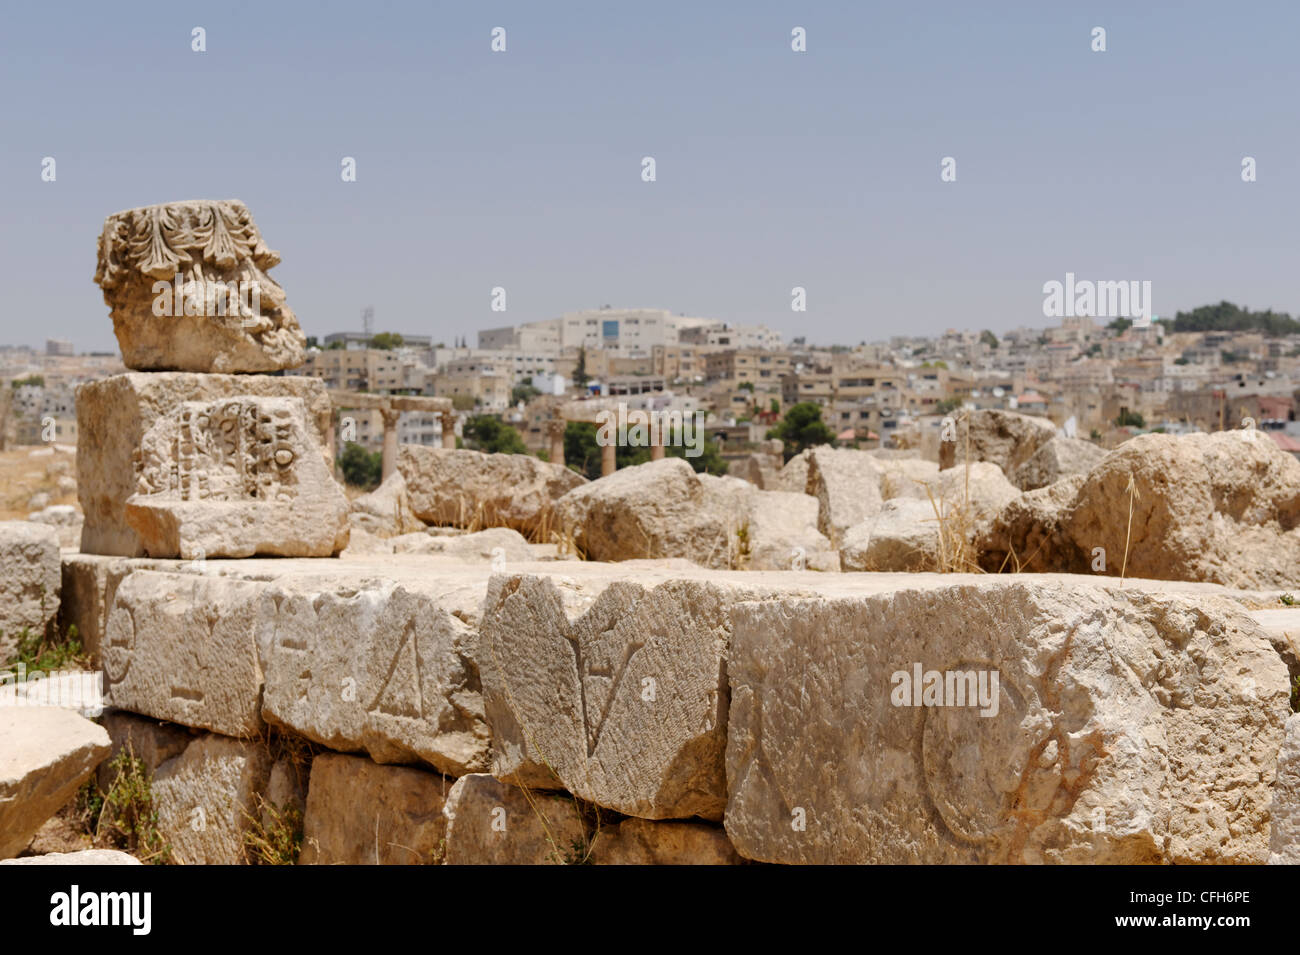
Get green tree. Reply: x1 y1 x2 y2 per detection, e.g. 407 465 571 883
979 330 998 349
573 347 591 389
765 402 836 461
1173 301 1300 336
10 375 44 388
462 416 528 454
339 442 381 489
304 336 319 349
933 397 962 415
368 332 405 350
511 381 542 405
1115 409 1145 428
1107 317 1133 334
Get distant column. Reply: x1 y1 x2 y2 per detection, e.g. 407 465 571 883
548 419 566 467
440 411 458 449
380 406 402 481
600 439 617 477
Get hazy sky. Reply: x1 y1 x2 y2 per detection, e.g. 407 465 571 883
3 0 1298 352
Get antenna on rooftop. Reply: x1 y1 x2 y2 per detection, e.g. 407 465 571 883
362 306 374 342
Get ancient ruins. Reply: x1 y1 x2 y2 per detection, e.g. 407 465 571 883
2 200 1299 866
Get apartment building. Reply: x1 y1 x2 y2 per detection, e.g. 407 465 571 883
433 356 514 411
301 348 414 393
704 349 793 389
678 322 783 350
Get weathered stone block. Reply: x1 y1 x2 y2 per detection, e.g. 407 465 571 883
0 708 110 858
398 446 584 536
0 521 61 664
443 774 586 865
103 572 275 737
1269 714 1300 864
805 448 883 547
592 817 744 865
76 372 333 556
724 581 1289 864
94 199 305 373
124 396 349 559
301 753 447 865
261 579 489 777
152 733 272 865
479 573 749 820
96 709 194 792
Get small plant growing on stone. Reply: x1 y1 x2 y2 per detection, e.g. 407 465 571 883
560 835 593 865
93 744 171 864
12 623 86 673
243 796 304 865
1282 593 1296 606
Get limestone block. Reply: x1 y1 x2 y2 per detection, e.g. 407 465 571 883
391 526 533 563
103 572 275 737
443 773 587 865
0 521 61 664
1063 431 1300 588
152 733 272 865
348 471 425 538
592 817 744 865
94 199 305 372
1011 436 1105 491
724 581 1289 864
59 554 153 666
805 448 883 546
300 753 447 865
0 707 110 858
261 580 489 777
479 573 747 820
124 396 349 559
76 372 333 556
1269 714 1300 864
96 709 194 792
398 446 585 536
938 408 1056 475
0 849 140 865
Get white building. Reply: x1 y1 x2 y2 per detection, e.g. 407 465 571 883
478 319 562 353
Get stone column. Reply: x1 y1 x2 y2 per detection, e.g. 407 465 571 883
440 412 457 449
600 439 617 477
380 406 402 482
547 419 566 467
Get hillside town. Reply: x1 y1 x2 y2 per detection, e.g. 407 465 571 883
5 303 1298 489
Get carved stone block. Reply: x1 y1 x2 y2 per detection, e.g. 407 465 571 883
94 199 305 372
76 373 335 556
123 395 349 558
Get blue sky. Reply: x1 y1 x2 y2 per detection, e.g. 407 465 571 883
2 0 1298 351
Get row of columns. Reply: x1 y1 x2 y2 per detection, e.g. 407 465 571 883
378 409 458 481
548 414 666 478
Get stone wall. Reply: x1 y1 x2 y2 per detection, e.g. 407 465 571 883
45 552 1300 865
